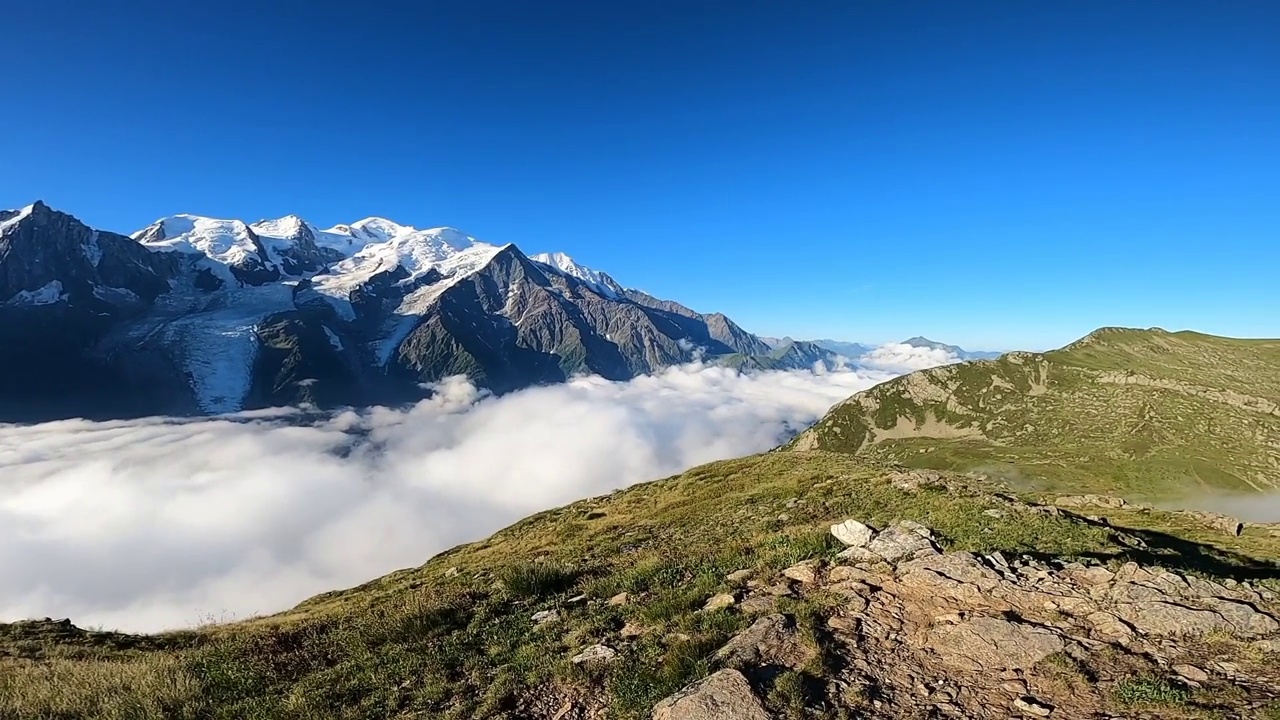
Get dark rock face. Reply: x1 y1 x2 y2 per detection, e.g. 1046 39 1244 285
245 312 369 409
0 201 174 307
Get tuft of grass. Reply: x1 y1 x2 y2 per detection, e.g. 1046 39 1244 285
499 563 579 598
1112 674 1191 706
767 670 810 720
608 637 718 720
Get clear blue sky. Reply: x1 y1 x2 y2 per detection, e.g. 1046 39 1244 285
2 1 1277 350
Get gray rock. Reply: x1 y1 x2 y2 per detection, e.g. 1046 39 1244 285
782 559 820 584
1013 696 1054 716
837 545 883 564
531 610 559 625
867 521 939 563
652 669 770 720
570 644 617 664
1200 597 1279 636
1113 601 1233 637
1176 510 1244 536
1173 664 1209 683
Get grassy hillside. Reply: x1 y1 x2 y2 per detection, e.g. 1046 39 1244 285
4 450 1280 719
792 328 1280 500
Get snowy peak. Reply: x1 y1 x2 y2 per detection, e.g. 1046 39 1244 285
0 202 40 231
250 214 307 240
134 214 257 262
335 218 476 251
530 251 622 298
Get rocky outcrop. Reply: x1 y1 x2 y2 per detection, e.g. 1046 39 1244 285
653 518 1280 719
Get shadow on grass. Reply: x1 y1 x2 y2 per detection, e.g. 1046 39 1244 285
1032 512 1280 582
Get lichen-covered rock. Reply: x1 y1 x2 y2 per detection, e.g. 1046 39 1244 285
703 593 737 612
570 644 617 664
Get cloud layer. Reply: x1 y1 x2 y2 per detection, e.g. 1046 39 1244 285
855 342 962 374
0 362 906 632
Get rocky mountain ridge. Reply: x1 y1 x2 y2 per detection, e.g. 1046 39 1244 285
0 202 815 421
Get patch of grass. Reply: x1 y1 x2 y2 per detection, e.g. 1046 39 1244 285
1112 674 1191 706
1034 651 1092 695
0 656 205 720
608 636 718 720
767 670 810 720
499 563 580 598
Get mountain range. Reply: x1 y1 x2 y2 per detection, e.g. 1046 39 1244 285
0 201 1009 422
0 202 842 421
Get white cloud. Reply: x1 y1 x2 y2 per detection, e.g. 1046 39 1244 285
854 342 962 374
0 361 916 633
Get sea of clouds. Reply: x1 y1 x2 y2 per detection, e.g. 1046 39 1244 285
0 344 957 633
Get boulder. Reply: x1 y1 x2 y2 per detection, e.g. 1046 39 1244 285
867 521 939 563
1054 495 1126 509
1177 510 1244 536
837 546 883 564
1113 601 1232 637
831 519 875 547
652 669 770 720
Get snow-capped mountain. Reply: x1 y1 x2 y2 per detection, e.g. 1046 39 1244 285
529 252 624 298
0 202 803 421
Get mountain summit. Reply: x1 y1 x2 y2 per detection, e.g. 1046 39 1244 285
0 203 818 421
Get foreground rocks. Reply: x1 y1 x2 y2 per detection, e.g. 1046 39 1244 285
650 517 1280 719
652 669 771 720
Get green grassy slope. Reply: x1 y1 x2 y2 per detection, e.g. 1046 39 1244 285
792 328 1280 500
4 451 1280 719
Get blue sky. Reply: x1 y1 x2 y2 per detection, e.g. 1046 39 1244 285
2 0 1277 350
